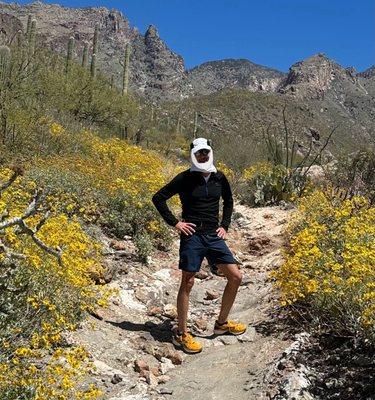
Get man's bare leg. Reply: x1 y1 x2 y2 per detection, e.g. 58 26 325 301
177 271 195 333
216 263 243 323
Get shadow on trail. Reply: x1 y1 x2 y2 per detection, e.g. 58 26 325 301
107 318 220 343
107 319 174 344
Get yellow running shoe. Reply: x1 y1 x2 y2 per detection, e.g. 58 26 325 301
172 331 203 354
214 320 247 335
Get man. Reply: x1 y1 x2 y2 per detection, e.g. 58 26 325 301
152 137 246 354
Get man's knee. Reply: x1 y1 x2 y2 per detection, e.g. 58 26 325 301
180 272 195 291
226 266 243 286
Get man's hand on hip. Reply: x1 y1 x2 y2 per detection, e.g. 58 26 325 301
216 227 227 239
175 221 196 236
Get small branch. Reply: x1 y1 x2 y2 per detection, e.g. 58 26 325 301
0 189 63 266
301 124 338 180
0 169 21 196
0 239 26 261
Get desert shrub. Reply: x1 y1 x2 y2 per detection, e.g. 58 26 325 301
0 168 107 400
239 162 311 206
326 149 375 204
26 128 176 257
274 190 375 342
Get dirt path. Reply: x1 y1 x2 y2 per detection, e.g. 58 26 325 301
67 204 295 400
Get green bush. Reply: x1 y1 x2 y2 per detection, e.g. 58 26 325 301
239 162 310 206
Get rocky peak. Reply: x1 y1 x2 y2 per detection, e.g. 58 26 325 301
144 24 165 53
282 54 338 88
359 65 375 78
0 1 186 101
145 24 159 40
278 53 361 98
185 59 286 96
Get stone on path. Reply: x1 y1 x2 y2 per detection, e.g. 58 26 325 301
205 289 220 300
237 327 256 343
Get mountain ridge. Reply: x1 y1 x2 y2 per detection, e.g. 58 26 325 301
1 1 372 102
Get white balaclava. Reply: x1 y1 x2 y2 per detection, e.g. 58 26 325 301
190 137 217 173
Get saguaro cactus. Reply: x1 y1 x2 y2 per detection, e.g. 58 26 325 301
65 36 74 75
16 29 23 48
26 15 32 37
122 42 131 95
0 45 11 83
90 24 99 78
27 19 36 60
193 112 198 138
81 40 89 68
176 107 182 134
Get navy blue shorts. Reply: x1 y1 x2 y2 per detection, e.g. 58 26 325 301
178 233 238 273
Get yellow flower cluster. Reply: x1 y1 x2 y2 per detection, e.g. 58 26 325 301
273 190 375 340
35 129 179 235
0 168 106 399
242 162 273 181
216 161 235 182
0 346 102 400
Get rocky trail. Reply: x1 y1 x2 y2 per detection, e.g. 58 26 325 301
64 203 313 400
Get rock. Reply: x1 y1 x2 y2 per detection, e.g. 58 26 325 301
302 164 326 184
147 306 163 316
248 236 271 255
93 360 126 378
157 375 171 384
150 366 160 377
158 387 173 395
114 251 130 260
111 374 123 384
109 239 127 251
168 350 183 365
205 289 220 300
279 201 295 210
154 344 183 365
135 287 155 304
196 270 209 280
194 317 208 332
159 357 175 374
237 327 256 342
242 262 255 269
145 371 158 387
219 335 238 345
134 359 149 376
142 342 156 357
163 304 178 319
119 289 147 312
235 217 251 227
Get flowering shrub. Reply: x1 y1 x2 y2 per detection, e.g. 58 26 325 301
240 162 311 206
0 168 107 400
274 190 375 341
216 161 235 182
27 128 180 259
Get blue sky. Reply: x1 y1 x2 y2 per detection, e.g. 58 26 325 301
8 0 375 72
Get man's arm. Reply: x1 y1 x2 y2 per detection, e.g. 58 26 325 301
152 174 182 227
220 174 234 231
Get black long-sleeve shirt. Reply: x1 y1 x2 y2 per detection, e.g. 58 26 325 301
152 169 234 233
